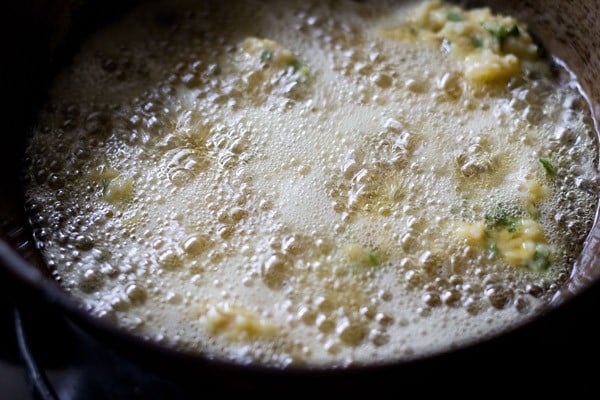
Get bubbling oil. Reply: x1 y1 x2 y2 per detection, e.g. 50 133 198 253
25 0 598 367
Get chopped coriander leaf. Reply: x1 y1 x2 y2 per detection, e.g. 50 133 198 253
472 37 484 48
447 12 463 22
260 49 273 62
481 23 520 44
539 158 557 176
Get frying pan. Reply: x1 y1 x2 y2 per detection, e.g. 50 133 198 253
2 0 600 392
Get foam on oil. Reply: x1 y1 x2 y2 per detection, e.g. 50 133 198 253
25 0 598 367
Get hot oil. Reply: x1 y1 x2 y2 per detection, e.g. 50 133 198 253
24 0 598 367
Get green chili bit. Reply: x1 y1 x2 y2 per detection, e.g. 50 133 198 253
538 158 557 176
260 49 273 62
481 23 520 44
447 12 463 22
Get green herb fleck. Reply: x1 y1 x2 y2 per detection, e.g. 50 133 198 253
472 37 484 48
447 12 463 22
367 252 379 266
541 260 552 271
409 27 418 36
530 247 552 271
288 58 302 71
538 158 557 176
300 66 310 78
489 242 498 258
482 23 520 44
506 25 520 37
101 178 110 196
288 58 310 78
485 209 518 232
260 49 273 62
